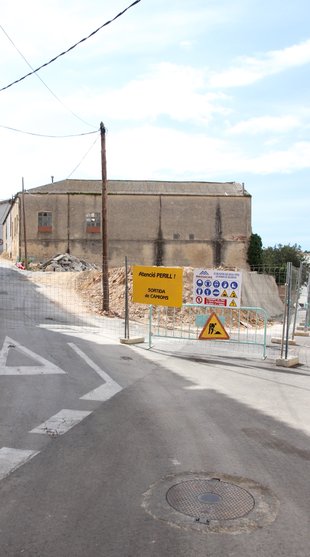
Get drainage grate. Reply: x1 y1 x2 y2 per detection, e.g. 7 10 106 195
166 479 255 521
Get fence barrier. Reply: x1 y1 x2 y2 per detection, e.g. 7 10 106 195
148 303 268 358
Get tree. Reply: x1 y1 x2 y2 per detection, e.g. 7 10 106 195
263 243 304 267
261 243 309 284
247 233 263 269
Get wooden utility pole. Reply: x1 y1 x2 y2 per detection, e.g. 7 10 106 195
101 122 109 312
21 177 28 269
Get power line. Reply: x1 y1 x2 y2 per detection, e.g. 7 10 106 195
67 134 100 178
0 124 98 138
0 0 142 93
0 24 96 129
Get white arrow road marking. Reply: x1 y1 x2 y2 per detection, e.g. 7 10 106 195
68 342 123 401
0 447 39 480
30 409 92 436
0 343 122 481
0 337 66 375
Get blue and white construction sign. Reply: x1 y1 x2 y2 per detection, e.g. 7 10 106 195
193 269 243 308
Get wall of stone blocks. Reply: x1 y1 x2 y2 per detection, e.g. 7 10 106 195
12 191 251 268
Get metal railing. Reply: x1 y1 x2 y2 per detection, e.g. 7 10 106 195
148 303 268 358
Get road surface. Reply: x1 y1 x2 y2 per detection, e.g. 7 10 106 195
0 262 309 556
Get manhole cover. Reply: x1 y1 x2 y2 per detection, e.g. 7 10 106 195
166 479 255 521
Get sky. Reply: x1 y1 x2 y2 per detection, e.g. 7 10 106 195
0 0 309 250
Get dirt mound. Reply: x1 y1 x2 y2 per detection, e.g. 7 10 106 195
75 267 268 327
25 264 282 327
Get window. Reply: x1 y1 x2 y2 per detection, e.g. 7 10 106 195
189 234 195 240
173 233 180 240
86 212 101 233
38 212 52 232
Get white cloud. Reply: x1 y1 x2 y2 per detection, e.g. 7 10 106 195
2 124 310 200
0 0 232 69
228 115 300 135
71 63 231 125
104 126 310 179
209 39 310 88
244 141 310 174
179 40 194 49
106 126 237 179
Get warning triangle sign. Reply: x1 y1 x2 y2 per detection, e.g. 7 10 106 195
230 291 237 298
199 312 229 340
229 299 237 307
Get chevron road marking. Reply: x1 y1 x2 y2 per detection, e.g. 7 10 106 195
0 341 122 482
68 342 123 401
0 337 66 375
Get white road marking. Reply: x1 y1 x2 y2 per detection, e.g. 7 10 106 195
80 382 122 401
30 409 92 436
68 342 123 401
0 337 66 375
0 343 122 482
0 447 39 480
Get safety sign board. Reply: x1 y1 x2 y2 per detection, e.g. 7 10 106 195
199 312 230 340
193 269 242 308
132 265 183 307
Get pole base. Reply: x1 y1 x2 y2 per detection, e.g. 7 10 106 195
120 337 145 345
271 337 297 345
275 357 299 368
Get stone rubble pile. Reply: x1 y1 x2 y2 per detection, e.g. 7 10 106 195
75 267 267 326
40 253 98 272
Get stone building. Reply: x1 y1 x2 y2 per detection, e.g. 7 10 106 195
2 179 251 268
0 200 11 254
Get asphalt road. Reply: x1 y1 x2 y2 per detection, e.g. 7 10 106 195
0 263 309 556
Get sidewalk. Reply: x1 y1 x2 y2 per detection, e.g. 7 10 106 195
265 309 310 368
131 315 310 370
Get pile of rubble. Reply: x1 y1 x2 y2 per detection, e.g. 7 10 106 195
25 261 276 328
74 267 266 327
39 253 98 272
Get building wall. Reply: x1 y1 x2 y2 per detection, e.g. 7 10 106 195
107 194 251 268
0 202 11 253
4 200 19 260
12 191 251 268
19 193 103 262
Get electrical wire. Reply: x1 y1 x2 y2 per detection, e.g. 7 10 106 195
67 134 100 178
0 24 96 129
0 0 142 93
0 124 98 138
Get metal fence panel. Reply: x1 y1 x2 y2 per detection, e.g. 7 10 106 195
148 303 268 358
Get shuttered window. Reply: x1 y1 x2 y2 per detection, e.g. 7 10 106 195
38 212 52 232
86 212 101 233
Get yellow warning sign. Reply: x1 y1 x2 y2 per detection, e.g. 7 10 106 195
132 265 183 307
221 290 228 297
230 291 237 298
229 299 237 307
199 312 230 340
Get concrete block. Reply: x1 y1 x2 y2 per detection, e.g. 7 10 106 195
271 337 297 345
120 337 145 345
275 357 299 368
294 331 309 337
